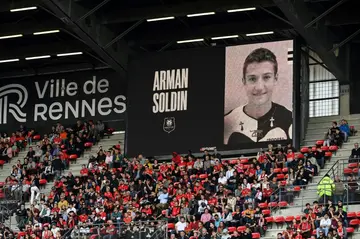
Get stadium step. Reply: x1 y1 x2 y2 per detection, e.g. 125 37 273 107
308 114 360 123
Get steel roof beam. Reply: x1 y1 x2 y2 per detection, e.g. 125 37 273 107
42 0 129 78
273 0 346 82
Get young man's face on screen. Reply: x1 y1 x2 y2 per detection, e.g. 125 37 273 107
243 61 277 106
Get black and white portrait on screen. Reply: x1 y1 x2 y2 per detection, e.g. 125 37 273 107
224 41 293 146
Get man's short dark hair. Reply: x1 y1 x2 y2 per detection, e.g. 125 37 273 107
243 48 278 80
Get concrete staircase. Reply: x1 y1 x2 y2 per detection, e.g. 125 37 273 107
2 133 125 231
263 114 360 238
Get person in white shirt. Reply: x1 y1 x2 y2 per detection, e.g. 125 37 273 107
317 213 331 237
225 166 234 179
51 224 60 236
175 216 188 233
156 188 169 209
198 195 208 210
218 172 228 185
105 151 113 167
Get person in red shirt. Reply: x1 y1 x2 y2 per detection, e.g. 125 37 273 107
103 220 117 239
172 152 181 165
299 217 311 238
293 229 303 239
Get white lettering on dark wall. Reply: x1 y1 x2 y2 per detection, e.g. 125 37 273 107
152 68 188 113
0 76 126 125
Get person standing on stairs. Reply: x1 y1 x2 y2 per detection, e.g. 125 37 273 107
333 176 345 204
30 174 40 205
317 174 335 205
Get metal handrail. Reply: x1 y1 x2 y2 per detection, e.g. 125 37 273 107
318 159 340 183
60 220 168 239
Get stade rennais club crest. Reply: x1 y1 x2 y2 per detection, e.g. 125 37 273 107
163 117 175 133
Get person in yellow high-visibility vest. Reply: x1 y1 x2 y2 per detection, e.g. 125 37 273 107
317 174 335 204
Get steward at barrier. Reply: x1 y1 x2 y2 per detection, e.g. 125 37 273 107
317 174 335 203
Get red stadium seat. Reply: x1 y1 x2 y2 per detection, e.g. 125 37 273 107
349 219 359 226
296 153 305 159
321 146 329 151
285 216 294 222
199 174 208 179
274 216 285 223
262 209 271 216
300 147 309 153
329 145 338 152
279 201 288 208
168 223 175 229
258 203 268 209
356 211 360 217
265 217 274 223
84 142 93 149
268 202 278 208
276 174 285 180
0 182 5 187
316 140 324 146
69 154 78 164
229 159 238 165
349 163 359 168
273 168 282 173
252 233 261 239
347 212 357 218
282 168 288 173
39 179 47 185
237 226 246 232
240 158 249 164
324 151 332 158
228 227 236 233
344 168 353 174
33 135 41 140
280 180 287 186
353 168 359 174
295 215 302 221
294 186 301 191
346 227 355 233
312 146 317 151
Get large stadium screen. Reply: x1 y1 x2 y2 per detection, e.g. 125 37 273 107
127 40 293 156
224 41 293 148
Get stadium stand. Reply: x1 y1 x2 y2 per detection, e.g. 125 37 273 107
0 115 356 239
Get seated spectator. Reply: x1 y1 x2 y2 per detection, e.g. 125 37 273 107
339 119 350 142
349 143 360 162
324 122 343 147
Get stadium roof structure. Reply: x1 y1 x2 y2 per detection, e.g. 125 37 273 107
0 0 359 81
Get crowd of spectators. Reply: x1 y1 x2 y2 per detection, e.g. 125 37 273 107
0 118 357 239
